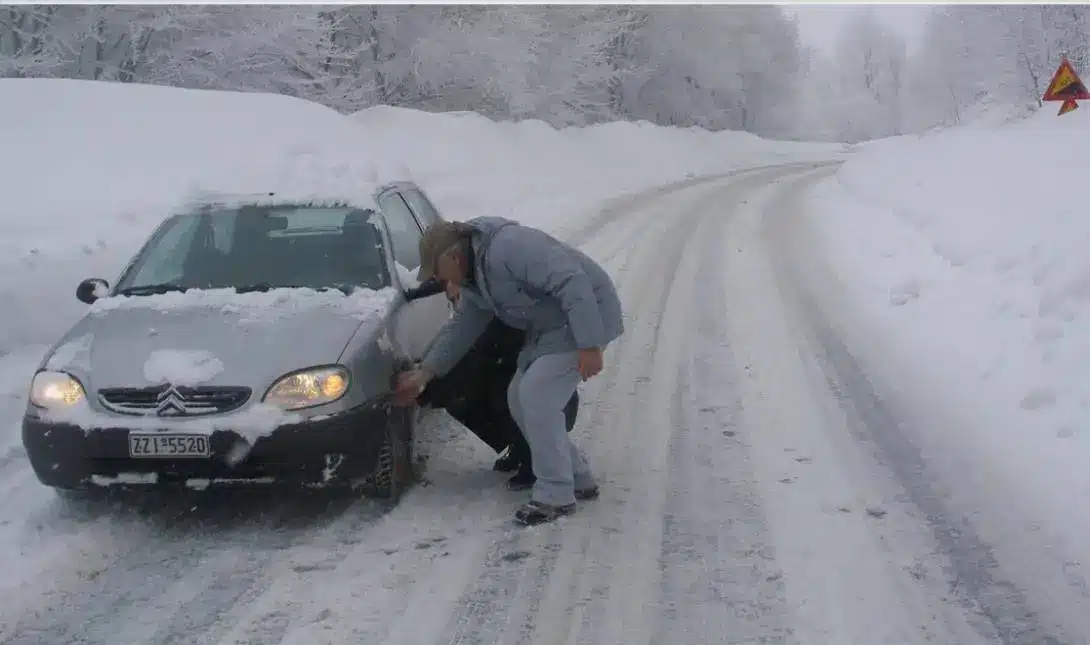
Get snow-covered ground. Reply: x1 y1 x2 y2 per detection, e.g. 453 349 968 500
801 102 1090 635
10 75 1090 643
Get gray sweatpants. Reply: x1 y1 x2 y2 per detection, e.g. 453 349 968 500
507 351 597 506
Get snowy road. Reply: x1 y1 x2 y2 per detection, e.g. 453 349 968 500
3 162 1086 644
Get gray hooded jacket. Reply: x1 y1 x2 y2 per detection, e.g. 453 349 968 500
420 216 624 377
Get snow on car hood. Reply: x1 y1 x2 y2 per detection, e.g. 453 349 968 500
49 286 399 391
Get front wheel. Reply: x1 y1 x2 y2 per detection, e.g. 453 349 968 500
360 405 415 502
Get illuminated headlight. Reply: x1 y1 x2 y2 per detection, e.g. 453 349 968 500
29 371 86 408
263 366 349 411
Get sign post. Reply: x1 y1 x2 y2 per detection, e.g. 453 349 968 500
1042 56 1090 116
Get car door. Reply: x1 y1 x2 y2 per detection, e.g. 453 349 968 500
399 186 443 229
375 189 450 361
397 185 457 349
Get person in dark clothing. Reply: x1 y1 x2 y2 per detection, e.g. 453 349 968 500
404 277 579 490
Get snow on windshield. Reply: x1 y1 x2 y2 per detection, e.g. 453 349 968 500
89 286 401 325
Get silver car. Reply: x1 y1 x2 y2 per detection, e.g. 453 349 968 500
21 181 452 501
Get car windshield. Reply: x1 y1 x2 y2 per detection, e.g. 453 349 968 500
115 205 391 295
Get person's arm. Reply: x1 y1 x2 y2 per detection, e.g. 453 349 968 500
418 296 494 378
498 228 606 350
403 277 445 301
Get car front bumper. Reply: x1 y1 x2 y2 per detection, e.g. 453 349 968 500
21 401 393 490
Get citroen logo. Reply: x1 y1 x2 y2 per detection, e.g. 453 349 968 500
155 386 189 417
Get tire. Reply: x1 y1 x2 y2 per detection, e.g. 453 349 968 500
361 405 415 502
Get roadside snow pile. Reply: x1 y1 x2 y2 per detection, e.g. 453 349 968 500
350 105 846 234
805 103 1090 546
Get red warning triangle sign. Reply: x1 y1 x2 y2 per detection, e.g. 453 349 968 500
1043 57 1090 101
1058 98 1079 116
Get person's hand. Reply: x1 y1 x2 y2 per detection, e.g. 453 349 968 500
444 280 461 305
393 367 432 406
577 347 604 381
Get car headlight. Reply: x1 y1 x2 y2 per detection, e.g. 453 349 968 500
30 371 86 408
263 366 349 411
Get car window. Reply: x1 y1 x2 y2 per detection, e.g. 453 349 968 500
209 213 235 252
115 205 391 293
377 193 423 274
401 188 441 229
125 215 202 287
268 208 350 234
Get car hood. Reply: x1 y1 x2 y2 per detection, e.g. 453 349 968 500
44 287 399 391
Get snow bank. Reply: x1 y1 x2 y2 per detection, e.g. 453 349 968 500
349 105 846 235
805 102 1090 565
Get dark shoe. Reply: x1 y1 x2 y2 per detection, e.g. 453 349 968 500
493 447 520 472
506 470 535 491
514 500 575 526
574 484 600 501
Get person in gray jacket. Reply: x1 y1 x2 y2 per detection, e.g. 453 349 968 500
393 216 624 526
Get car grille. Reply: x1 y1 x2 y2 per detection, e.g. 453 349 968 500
98 385 252 417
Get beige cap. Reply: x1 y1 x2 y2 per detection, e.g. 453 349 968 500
416 221 473 281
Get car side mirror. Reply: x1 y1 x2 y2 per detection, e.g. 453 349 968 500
77 278 109 304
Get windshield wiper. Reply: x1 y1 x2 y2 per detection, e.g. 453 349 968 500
234 282 278 293
117 282 187 296
234 283 354 295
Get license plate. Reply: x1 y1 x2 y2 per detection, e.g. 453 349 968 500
129 433 210 458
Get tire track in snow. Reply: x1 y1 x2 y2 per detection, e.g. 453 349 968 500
650 190 792 644
561 161 830 250
717 165 972 644
714 164 1067 644
763 168 1071 645
3 491 385 645
127 496 390 645
414 176 732 645
432 176 734 645
569 168 810 645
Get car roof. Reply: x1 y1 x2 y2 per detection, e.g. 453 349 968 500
179 181 423 215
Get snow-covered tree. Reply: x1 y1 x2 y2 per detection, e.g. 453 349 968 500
5 4 1089 141
829 8 908 140
606 5 804 136
900 5 1090 130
